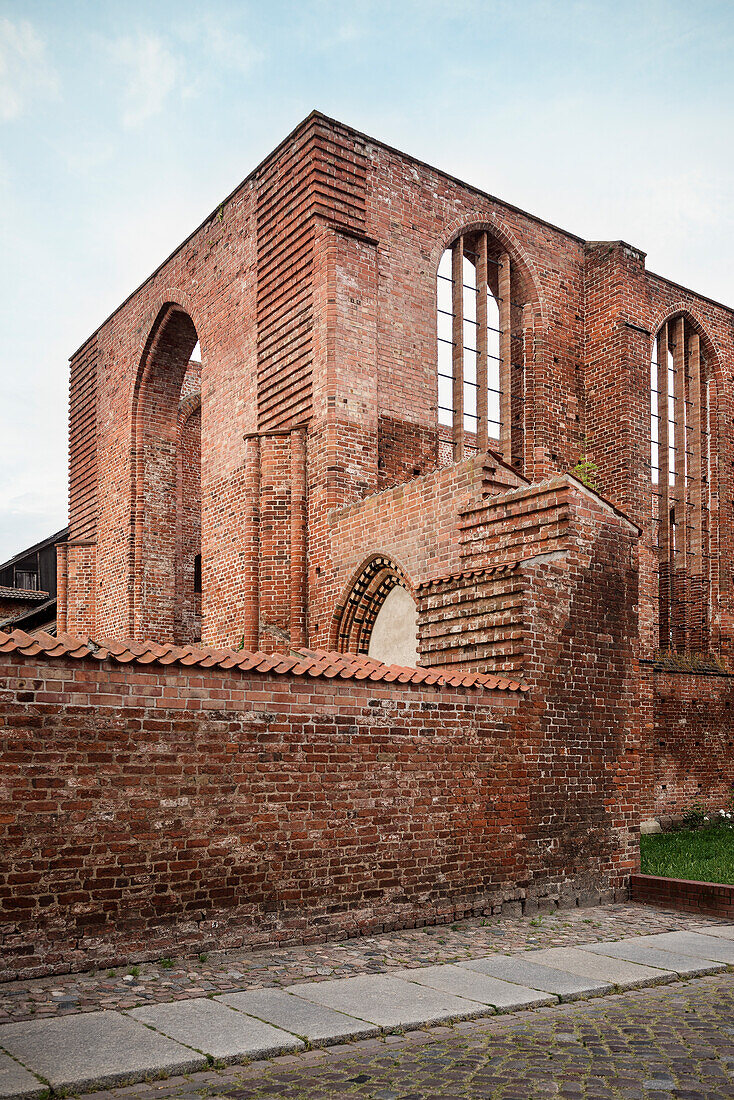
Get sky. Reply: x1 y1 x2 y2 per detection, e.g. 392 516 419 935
1 0 733 561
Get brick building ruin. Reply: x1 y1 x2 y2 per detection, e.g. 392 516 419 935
57 112 734 669
2 112 734 976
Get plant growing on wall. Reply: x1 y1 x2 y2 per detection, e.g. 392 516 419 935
571 441 599 491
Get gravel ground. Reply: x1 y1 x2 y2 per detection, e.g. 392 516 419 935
0 903 726 1024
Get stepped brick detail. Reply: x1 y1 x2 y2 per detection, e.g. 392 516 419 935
418 563 525 674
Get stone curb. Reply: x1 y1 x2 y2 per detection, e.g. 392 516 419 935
0 926 731 1098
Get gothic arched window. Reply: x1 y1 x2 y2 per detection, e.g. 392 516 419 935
436 229 523 465
650 315 711 651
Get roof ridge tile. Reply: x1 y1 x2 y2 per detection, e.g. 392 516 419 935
0 628 527 693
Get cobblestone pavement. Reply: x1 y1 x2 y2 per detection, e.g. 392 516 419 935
0 904 726 1024
77 974 734 1100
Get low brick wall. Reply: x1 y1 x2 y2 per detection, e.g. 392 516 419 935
0 644 639 980
630 873 734 920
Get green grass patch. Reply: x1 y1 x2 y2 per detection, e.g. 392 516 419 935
640 824 734 884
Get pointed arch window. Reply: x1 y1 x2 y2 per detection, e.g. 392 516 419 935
650 315 711 651
436 230 515 463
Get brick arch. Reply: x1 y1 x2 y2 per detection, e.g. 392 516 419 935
332 555 415 655
432 212 543 321
648 306 724 485
647 307 725 509
130 290 206 390
178 390 201 423
433 216 540 468
130 303 200 641
648 304 723 386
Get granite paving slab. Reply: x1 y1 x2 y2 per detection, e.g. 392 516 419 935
128 997 304 1063
0 904 719 1025
218 988 379 1045
580 938 728 977
704 924 734 940
64 973 734 1100
0 1051 45 1100
288 973 485 1029
1 921 731 1095
636 930 734 962
394 963 557 1012
0 1010 206 1092
527 946 676 988
458 953 613 1000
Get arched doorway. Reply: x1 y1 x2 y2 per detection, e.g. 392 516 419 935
131 306 202 643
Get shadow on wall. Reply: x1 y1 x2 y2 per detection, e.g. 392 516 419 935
367 584 418 666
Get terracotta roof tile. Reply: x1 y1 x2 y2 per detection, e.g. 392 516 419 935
0 629 528 693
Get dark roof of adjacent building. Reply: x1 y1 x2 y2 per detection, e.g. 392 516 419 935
0 527 68 574
0 586 50 602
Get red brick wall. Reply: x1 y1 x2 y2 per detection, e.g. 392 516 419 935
174 395 201 644
0 596 46 621
581 242 734 662
67 336 98 544
362 142 587 484
640 666 734 817
316 451 526 649
63 539 96 636
0 599 17 620
258 434 292 650
418 564 525 674
2 473 643 977
377 416 438 491
65 161 259 644
1 641 636 980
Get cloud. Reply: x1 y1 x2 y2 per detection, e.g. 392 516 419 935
105 18 262 127
0 17 58 121
54 137 116 178
195 17 262 74
174 13 263 83
109 32 182 128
